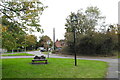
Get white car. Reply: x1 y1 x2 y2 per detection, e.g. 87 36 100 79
39 47 46 52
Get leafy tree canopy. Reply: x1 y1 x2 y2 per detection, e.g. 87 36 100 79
1 18 26 50
65 6 106 35
0 0 47 33
37 35 52 49
63 6 119 56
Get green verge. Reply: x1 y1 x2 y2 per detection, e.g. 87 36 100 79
42 52 49 54
2 53 34 56
118 56 120 58
0 59 2 79
2 58 108 78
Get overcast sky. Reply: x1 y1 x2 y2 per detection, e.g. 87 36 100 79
33 0 119 41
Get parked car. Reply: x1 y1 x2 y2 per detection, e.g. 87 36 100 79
39 47 46 52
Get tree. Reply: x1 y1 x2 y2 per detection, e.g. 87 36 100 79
25 35 37 50
106 24 118 51
2 17 26 52
1 0 47 52
64 6 106 54
0 24 2 48
2 30 17 51
63 6 118 56
65 6 105 35
0 0 47 32
64 6 106 52
37 35 52 50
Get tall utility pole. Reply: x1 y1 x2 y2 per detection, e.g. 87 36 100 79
118 1 120 53
53 28 55 50
118 1 120 25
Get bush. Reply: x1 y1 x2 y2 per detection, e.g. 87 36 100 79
61 46 74 55
63 32 118 56
77 35 96 55
51 50 56 54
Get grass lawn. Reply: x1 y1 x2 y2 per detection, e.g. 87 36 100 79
113 51 120 58
118 52 120 58
0 59 2 79
42 52 49 54
118 56 120 58
2 58 108 78
2 53 34 56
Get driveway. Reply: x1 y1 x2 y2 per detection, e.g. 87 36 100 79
1 51 119 79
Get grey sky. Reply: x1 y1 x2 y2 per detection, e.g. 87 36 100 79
33 0 119 41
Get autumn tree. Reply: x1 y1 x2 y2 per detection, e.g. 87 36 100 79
25 35 37 50
37 35 52 50
0 0 47 32
1 0 47 51
1 17 26 52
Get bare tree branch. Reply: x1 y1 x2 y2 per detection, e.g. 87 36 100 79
0 10 13 20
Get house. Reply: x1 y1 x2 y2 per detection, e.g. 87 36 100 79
55 40 65 51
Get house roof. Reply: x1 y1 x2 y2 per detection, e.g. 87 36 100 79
55 41 62 48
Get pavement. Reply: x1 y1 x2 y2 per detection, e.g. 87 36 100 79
1 51 119 79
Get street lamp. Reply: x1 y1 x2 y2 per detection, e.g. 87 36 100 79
71 13 78 66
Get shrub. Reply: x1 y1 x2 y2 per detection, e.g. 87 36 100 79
77 35 95 55
63 32 118 56
51 50 56 54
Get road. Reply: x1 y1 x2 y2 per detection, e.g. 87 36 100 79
1 51 119 79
